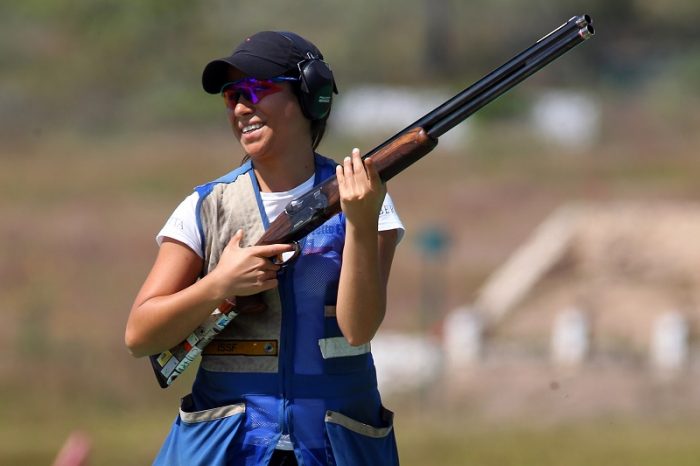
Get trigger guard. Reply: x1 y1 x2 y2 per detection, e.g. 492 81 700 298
273 241 301 267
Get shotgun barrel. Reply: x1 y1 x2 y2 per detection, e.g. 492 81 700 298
362 15 593 155
426 22 594 138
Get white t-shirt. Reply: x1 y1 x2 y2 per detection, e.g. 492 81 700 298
157 175 405 256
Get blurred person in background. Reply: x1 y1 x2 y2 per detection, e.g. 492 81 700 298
125 30 404 466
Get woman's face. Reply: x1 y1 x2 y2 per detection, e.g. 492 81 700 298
224 71 311 162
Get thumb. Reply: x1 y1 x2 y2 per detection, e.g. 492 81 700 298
227 229 244 249
364 157 382 186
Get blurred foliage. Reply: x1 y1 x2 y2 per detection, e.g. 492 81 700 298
1 0 699 138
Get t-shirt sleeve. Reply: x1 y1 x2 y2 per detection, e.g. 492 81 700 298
156 191 203 258
378 192 405 244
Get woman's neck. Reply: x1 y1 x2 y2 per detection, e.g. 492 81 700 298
253 148 315 193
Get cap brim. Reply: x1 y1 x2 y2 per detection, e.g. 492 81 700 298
202 55 290 94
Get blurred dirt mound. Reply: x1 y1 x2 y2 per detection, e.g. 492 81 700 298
574 202 700 284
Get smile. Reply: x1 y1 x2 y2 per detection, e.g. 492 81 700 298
242 123 263 134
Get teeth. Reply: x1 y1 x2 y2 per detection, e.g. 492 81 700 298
242 123 263 134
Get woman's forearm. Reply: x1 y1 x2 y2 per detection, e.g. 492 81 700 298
336 228 397 346
125 274 227 357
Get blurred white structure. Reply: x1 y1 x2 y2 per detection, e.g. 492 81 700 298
331 85 470 150
530 90 600 149
650 311 689 372
551 308 590 367
371 331 443 394
443 307 483 368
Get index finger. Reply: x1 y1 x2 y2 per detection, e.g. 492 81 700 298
249 243 295 258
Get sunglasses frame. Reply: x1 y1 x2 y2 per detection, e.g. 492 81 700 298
220 76 299 107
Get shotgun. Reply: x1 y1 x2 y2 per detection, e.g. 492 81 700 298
150 14 595 387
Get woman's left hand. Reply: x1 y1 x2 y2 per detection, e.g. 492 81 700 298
336 148 386 231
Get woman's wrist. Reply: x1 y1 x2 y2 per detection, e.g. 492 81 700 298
199 269 234 303
344 219 380 242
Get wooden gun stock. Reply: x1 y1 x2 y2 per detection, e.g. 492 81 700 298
149 15 594 388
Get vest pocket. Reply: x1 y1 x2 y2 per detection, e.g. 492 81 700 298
324 406 399 465
179 395 246 424
159 394 246 465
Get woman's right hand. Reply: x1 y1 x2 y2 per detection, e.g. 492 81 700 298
126 230 294 357
208 229 295 298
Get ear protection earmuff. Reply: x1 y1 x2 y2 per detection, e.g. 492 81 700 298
278 32 338 121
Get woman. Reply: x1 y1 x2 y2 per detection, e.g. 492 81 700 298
125 31 403 466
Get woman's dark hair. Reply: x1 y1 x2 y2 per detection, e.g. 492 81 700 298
310 115 328 150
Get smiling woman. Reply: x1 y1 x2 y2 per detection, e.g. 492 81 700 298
124 30 405 466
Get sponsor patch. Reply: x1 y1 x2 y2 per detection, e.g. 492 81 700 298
203 339 279 356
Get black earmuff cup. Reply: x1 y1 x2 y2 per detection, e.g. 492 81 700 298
298 59 335 120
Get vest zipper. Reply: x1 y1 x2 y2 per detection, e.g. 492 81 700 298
278 263 297 446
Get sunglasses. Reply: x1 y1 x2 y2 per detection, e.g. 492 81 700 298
221 77 298 107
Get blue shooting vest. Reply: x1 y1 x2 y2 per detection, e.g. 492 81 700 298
153 154 399 466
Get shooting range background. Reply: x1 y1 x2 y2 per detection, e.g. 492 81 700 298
3 1 700 464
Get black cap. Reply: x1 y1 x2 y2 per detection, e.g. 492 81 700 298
202 31 323 94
